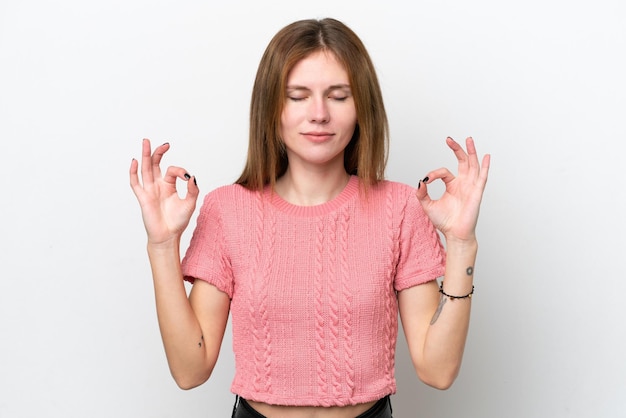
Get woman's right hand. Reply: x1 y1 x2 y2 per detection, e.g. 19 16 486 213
129 139 199 245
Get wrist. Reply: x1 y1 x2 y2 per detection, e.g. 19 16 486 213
444 236 478 252
147 237 181 254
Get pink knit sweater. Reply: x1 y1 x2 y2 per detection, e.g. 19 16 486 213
181 176 446 406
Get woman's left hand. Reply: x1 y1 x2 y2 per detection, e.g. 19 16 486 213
415 137 490 242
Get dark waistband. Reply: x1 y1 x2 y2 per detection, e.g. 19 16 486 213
231 395 392 418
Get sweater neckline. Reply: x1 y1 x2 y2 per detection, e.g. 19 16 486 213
264 175 359 217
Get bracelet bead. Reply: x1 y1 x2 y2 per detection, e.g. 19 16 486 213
439 281 474 300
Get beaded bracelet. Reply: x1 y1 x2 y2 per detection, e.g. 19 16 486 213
439 281 474 300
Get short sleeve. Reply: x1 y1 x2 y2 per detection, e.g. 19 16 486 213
394 190 446 291
181 191 234 298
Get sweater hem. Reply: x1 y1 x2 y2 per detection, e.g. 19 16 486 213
230 385 396 407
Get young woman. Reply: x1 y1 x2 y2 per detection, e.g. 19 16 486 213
130 18 490 418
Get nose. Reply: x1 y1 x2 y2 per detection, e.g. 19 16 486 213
308 97 329 124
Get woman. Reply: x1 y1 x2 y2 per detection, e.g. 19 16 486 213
130 18 490 418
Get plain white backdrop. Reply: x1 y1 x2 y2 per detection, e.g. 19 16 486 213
1 0 625 417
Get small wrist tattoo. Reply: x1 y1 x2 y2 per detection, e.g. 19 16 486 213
466 266 474 276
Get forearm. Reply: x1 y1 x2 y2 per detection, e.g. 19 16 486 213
420 239 477 388
147 240 210 388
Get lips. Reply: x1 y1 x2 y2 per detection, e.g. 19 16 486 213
301 132 335 142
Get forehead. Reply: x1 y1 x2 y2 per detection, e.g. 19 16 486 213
287 51 349 85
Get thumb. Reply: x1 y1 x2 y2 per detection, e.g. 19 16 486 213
185 175 200 204
415 178 432 206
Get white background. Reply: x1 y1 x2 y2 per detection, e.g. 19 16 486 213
1 0 625 417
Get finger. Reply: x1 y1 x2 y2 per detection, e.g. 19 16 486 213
464 137 480 173
424 167 456 185
446 137 469 167
163 166 193 187
415 179 433 206
185 175 200 204
479 153 491 186
140 138 154 185
163 166 199 204
129 158 142 196
151 142 171 180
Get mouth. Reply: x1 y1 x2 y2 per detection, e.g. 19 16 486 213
301 132 335 142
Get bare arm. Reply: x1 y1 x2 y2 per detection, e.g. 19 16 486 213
148 241 230 389
399 240 476 389
399 137 489 389
130 139 229 389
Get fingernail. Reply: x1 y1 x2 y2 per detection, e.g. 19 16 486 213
184 173 191 180
422 176 429 183
162 142 169 146
418 181 421 190
193 177 197 186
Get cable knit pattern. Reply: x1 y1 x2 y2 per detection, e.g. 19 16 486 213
314 219 328 403
339 209 355 397
328 213 342 399
383 184 398 388
253 194 274 394
181 176 446 407
251 192 265 393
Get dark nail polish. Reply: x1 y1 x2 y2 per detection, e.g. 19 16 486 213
193 177 197 186
184 173 191 180
422 176 429 183
418 181 421 190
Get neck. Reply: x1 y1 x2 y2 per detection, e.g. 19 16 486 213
275 166 351 206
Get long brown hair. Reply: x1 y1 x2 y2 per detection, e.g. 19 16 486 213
236 18 389 190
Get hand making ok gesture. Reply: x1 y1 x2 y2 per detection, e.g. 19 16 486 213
129 139 200 245
416 137 491 243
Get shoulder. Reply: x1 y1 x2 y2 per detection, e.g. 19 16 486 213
367 179 430 225
196 184 260 221
368 179 416 204
202 183 258 205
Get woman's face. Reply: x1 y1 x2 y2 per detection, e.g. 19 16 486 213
280 51 357 173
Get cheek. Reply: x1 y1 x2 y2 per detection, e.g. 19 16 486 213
339 105 357 128
343 113 358 132
280 107 298 130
